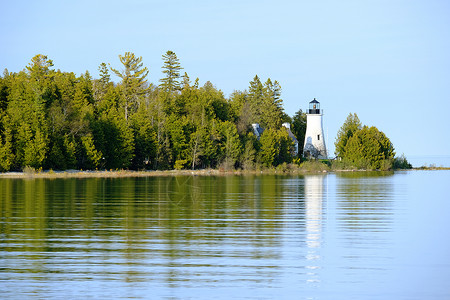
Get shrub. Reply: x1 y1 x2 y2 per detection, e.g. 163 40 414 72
300 160 330 172
393 154 412 169
174 159 188 170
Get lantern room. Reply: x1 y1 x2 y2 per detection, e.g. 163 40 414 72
308 98 321 114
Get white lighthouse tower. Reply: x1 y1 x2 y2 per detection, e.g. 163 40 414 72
303 98 327 159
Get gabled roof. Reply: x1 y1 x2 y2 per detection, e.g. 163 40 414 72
287 130 298 143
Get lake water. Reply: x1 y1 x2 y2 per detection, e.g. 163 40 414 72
1 171 450 299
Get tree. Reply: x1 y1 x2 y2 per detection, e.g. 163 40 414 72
240 133 258 170
93 63 111 106
110 52 149 121
166 114 190 165
220 121 242 169
129 104 157 170
335 113 362 158
26 54 58 107
80 133 102 169
261 78 284 129
26 54 54 86
159 50 183 99
4 70 49 170
292 109 307 156
0 127 14 171
246 75 264 124
0 69 12 114
259 128 293 167
344 125 395 170
189 126 208 169
94 107 134 169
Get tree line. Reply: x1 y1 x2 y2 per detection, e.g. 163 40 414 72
0 52 308 172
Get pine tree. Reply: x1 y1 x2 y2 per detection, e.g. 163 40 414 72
159 50 183 95
247 75 264 124
110 52 149 121
261 78 284 128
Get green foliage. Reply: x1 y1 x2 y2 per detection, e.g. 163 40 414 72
0 53 303 172
130 106 157 170
259 128 293 167
220 121 242 169
299 160 330 172
261 78 284 129
292 109 307 156
240 133 258 170
0 128 14 171
393 154 413 169
110 52 149 120
159 50 183 96
335 113 400 170
344 126 395 170
174 159 188 170
80 134 102 169
335 113 362 158
230 75 285 134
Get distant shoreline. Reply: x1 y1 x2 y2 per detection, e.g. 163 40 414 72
0 167 449 179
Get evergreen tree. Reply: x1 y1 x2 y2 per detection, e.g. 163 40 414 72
110 52 149 121
0 69 11 114
93 63 111 107
129 104 157 170
26 54 58 107
261 78 284 128
0 127 14 171
5 71 49 169
292 109 307 156
344 125 395 170
259 128 278 167
220 121 242 169
259 128 293 167
247 75 264 124
94 107 134 169
159 50 183 95
240 133 258 170
335 113 362 158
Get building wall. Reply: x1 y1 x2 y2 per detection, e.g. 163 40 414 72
303 113 327 159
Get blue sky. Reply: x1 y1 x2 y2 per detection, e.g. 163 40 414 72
1 0 449 158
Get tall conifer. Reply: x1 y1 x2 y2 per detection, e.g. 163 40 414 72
110 52 149 121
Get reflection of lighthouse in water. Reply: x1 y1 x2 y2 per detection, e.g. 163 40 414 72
304 175 326 283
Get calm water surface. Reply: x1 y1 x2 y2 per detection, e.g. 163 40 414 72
1 171 450 299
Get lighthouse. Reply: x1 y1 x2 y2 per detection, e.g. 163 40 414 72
303 98 327 159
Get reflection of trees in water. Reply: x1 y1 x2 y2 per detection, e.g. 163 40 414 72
336 172 395 234
0 176 287 285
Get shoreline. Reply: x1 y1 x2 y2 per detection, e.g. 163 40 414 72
0 167 449 179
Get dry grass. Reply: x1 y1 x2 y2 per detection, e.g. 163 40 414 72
1 165 448 179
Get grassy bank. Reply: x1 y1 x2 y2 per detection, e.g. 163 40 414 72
3 160 447 179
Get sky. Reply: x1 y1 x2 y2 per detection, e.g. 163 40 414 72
1 0 449 158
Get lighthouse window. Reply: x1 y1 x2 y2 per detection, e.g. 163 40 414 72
317 135 320 140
